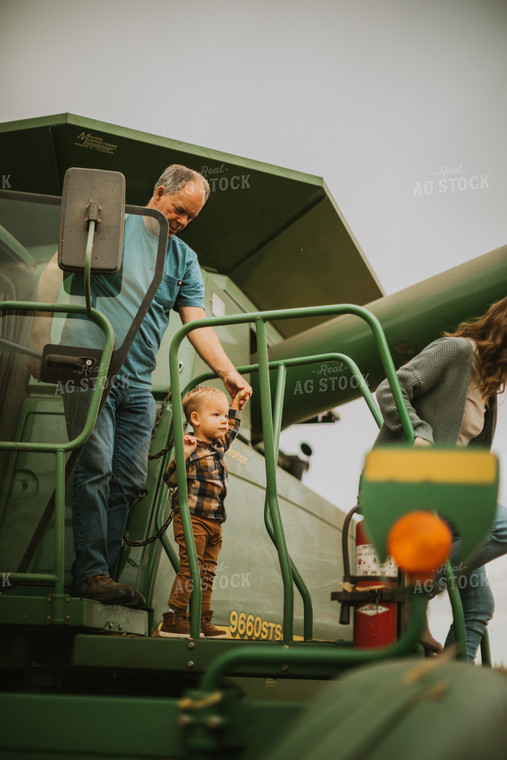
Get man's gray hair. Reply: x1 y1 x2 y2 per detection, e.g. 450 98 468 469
153 164 210 202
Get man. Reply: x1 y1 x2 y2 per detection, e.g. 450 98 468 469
29 165 252 605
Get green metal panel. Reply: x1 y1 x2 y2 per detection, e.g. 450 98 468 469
72 635 345 679
0 690 303 760
0 595 148 635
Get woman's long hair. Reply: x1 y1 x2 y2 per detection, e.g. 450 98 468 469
446 297 507 399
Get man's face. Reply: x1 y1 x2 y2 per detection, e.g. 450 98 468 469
151 181 206 237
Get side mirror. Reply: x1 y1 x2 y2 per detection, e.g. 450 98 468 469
58 167 125 274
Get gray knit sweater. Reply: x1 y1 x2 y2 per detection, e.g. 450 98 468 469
374 337 497 448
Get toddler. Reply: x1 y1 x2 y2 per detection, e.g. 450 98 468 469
159 385 249 637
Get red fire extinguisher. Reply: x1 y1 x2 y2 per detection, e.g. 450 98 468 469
352 519 398 648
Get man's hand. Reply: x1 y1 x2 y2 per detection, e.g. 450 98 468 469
414 436 432 447
220 369 252 402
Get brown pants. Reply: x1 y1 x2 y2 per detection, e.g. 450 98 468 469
169 512 223 612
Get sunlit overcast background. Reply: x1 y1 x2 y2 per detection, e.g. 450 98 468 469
2 0 507 662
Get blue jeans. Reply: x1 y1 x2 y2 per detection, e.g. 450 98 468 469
67 376 156 583
431 503 507 662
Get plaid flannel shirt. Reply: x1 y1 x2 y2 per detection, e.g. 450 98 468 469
163 409 241 522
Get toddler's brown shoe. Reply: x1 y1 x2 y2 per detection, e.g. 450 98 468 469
201 610 228 638
159 610 191 638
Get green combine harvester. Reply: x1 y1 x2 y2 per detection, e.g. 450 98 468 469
1 114 507 759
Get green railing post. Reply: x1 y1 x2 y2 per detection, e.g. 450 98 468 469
53 448 66 598
256 320 294 640
168 330 202 640
480 628 492 667
269 363 314 640
155 501 180 574
444 563 468 662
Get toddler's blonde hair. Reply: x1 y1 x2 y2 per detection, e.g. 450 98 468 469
181 386 228 422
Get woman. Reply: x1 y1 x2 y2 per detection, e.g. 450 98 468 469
374 297 507 661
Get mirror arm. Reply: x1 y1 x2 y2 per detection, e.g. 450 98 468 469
83 199 102 314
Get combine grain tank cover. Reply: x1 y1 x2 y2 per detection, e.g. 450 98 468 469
0 113 383 337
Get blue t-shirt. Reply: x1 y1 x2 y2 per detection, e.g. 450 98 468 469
119 215 205 387
62 214 205 388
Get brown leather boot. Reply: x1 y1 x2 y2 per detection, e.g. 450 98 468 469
201 610 228 638
70 574 134 604
159 610 191 638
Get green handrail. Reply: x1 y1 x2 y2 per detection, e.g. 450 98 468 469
168 303 411 640
161 350 379 642
0 300 115 595
167 303 471 661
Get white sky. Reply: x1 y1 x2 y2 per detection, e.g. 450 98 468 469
2 0 507 662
